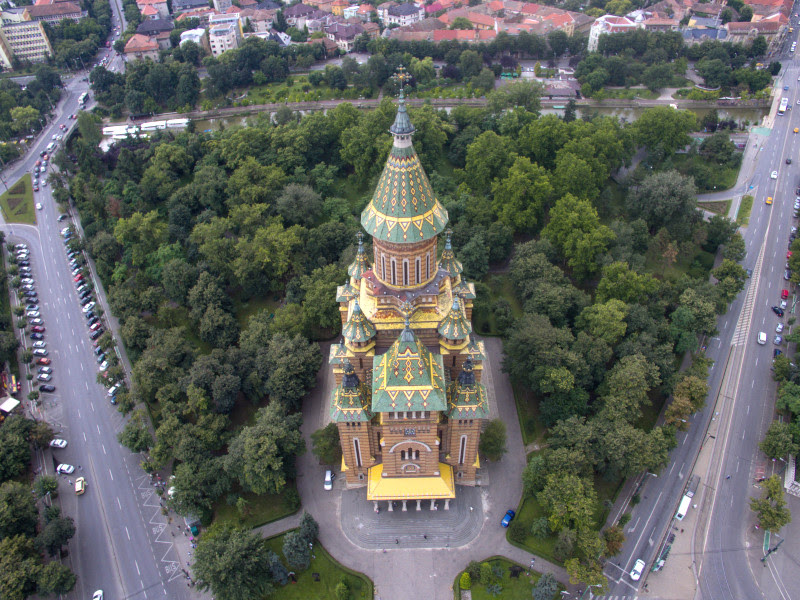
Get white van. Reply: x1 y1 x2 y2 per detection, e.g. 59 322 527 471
675 494 692 520
45 142 56 154
758 332 767 345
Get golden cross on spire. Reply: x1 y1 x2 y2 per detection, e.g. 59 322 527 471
394 66 411 93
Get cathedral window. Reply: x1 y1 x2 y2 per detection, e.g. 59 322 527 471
403 259 409 286
415 258 421 284
459 435 467 465
381 254 386 280
401 450 406 460
391 259 397 285
353 438 363 467
426 254 430 279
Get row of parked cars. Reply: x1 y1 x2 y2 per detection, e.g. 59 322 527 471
13 244 56 392
62 227 122 404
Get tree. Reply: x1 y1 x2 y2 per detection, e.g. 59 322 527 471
282 529 311 569
700 131 736 164
490 155 552 232
750 475 792 532
538 473 597 533
576 300 627 346
0 415 33 483
463 131 513 192
635 107 697 157
548 30 568 56
118 410 153 453
266 550 289 585
33 475 58 500
36 561 76 596
711 259 746 306
311 423 341 465
0 535 41 600
673 375 708 412
596 262 658 304
723 232 746 262
262 334 322 410
298 511 319 545
459 50 483 79
627 171 698 240
276 184 322 228
478 419 507 462
10 106 39 135
603 525 625 556
532 572 558 600
0 481 38 540
193 525 274 600
28 420 54 449
759 421 798 460
224 402 305 495
36 512 76 556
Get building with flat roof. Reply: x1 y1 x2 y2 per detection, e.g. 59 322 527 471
0 20 53 68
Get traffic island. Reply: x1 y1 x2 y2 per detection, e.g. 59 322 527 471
0 174 35 224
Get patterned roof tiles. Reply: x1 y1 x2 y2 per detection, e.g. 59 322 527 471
438 297 472 340
330 361 372 422
439 231 463 278
360 92 448 244
347 232 370 281
371 319 447 412
447 359 489 419
343 301 377 343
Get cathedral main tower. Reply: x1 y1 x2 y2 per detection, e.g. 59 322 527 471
329 76 490 512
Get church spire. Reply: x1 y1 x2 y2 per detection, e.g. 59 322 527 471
439 230 463 279
389 67 414 138
347 232 370 281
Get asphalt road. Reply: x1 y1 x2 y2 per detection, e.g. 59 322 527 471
1 81 193 599
600 34 800 600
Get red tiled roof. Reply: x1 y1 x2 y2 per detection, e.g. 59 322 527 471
125 33 159 51
542 12 572 26
141 5 158 15
520 2 542 14
488 0 503 10
477 28 496 38
175 7 217 20
358 3 375 12
727 19 780 30
25 2 80 17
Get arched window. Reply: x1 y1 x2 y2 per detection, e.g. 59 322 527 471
401 450 406 460
381 254 386 281
458 435 467 465
403 259 409 286
415 258 421 284
426 254 430 280
391 259 397 285
353 438 363 467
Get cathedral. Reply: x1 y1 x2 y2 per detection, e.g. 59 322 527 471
328 83 491 512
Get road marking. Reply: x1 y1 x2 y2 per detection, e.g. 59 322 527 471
135 559 139 575
102 444 106 455
117 497 122 510
126 527 131 541
97 424 101 435
109 468 114 481
82 432 86 441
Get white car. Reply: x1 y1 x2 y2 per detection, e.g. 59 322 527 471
56 464 74 474
26 311 39 317
32 341 46 348
49 438 67 449
324 469 335 490
99 360 109 372
15 244 27 250
83 302 96 313
630 558 645 581
93 591 103 600
107 383 121 397
36 203 42 210
21 278 34 284
777 322 785 333
772 170 779 179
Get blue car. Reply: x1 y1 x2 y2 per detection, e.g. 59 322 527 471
501 509 515 528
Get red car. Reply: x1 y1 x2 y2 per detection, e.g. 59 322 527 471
36 357 51 365
31 325 45 332
782 289 790 300
73 274 83 282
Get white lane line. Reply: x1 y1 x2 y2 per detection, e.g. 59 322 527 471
96 424 101 435
102 444 106 455
126 527 131 541
117 497 122 510
109 468 114 481
82 432 86 442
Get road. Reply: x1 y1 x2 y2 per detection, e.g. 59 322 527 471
599 27 800 600
1 75 193 599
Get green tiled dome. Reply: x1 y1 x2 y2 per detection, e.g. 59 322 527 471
447 359 489 420
372 319 447 413
360 96 448 244
438 297 472 341
343 301 376 344
331 361 372 423
347 233 370 281
439 232 463 278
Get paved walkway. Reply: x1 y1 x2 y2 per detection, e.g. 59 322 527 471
256 337 574 600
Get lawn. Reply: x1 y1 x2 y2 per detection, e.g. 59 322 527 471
213 487 297 529
264 532 373 600
453 557 559 599
697 199 731 216
737 194 754 226
513 383 545 446
232 294 279 329
0 174 35 224
668 154 739 192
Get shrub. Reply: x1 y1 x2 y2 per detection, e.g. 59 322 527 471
466 560 482 581
530 516 551 539
335 578 350 600
553 528 576 562
480 562 494 585
619 513 632 526
459 572 471 590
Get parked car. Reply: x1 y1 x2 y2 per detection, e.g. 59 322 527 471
630 559 645 581
40 384 55 392
37 373 51 381
90 328 104 340
775 335 784 345
29 333 43 340
31 326 45 333
36 357 50 365
56 464 74 475
32 341 46 348
501 509 515 528
32 348 48 356
324 470 335 491
38 367 52 374
49 439 67 449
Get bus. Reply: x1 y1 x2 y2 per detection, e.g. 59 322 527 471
78 92 88 106
779 97 789 115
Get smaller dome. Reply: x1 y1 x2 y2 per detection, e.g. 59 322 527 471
347 233 370 281
343 301 377 343
438 297 472 341
440 231 463 278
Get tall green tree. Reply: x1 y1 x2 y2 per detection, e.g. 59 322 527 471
750 475 792 532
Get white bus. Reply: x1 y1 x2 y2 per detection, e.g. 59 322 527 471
78 92 88 106
779 97 789 115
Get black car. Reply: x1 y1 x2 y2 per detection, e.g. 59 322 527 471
96 353 106 364
90 328 104 340
80 296 91 306
17 260 29 267
24 291 37 298
88 316 99 326
79 290 92 300
85 310 95 320
39 384 55 392
94 345 104 355
30 333 44 340
773 306 786 317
